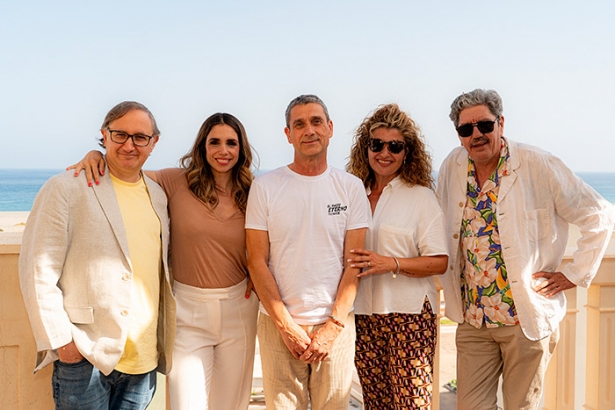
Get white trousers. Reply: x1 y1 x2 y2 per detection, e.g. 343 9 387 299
168 278 259 410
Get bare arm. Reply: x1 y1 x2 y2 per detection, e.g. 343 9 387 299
331 227 368 319
300 227 367 363
349 249 448 278
246 228 311 359
66 151 158 184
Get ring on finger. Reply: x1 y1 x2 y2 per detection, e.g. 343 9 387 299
367 261 371 267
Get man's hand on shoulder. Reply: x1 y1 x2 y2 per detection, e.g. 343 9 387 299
532 271 576 298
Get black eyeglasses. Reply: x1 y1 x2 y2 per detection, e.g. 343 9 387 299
455 117 499 138
368 138 405 154
107 128 154 147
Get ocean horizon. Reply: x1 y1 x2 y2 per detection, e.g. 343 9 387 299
1 168 614 212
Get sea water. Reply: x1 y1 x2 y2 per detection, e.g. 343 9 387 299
0 169 64 211
0 169 614 211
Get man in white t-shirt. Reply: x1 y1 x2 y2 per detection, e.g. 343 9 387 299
246 94 370 409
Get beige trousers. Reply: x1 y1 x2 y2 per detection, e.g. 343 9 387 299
257 312 356 410
455 322 559 410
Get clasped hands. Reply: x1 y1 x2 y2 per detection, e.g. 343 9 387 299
281 320 341 364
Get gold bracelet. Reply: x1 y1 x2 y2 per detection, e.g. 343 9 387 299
392 257 400 279
328 315 345 329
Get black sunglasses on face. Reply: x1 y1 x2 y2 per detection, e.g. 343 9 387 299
456 117 499 138
368 138 405 154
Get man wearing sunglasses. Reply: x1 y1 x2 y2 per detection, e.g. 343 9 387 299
436 88 614 409
19 101 175 409
246 94 369 409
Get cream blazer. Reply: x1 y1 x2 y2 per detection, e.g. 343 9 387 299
436 140 614 340
19 169 175 375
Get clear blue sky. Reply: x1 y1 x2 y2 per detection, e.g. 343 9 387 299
1 1 614 172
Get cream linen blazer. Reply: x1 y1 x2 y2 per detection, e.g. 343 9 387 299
19 169 175 375
436 140 614 341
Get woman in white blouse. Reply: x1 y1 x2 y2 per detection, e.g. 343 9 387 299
347 104 448 409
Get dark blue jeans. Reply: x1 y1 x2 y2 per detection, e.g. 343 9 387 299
52 359 156 410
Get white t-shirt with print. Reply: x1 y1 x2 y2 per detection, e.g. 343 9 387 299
246 166 370 325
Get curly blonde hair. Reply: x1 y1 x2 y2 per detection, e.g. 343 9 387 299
347 103 433 189
180 113 254 213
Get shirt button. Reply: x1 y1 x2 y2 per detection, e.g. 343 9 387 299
122 274 131 281
458 202 464 207
453 233 459 239
120 310 128 316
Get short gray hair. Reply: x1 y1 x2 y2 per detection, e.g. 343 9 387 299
285 94 330 127
449 89 503 126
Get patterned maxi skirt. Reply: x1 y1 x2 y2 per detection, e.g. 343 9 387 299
355 298 437 409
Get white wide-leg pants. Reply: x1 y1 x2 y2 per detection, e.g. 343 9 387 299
168 278 259 410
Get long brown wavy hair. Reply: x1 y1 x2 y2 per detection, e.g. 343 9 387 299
347 103 433 189
180 113 254 213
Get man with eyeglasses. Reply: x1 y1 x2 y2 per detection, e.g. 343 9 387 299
19 101 175 409
436 88 614 409
245 94 369 409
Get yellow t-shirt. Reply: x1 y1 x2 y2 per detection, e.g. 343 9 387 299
110 174 162 374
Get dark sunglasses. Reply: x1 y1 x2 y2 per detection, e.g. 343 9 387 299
368 138 405 154
456 117 499 138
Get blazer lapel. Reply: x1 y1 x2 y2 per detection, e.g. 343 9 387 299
91 170 132 270
498 140 520 202
144 174 170 279
454 148 469 198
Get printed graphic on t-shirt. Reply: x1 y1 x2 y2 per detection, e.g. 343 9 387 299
327 203 348 216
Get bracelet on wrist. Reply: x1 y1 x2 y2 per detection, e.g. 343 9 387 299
328 314 345 329
392 257 400 279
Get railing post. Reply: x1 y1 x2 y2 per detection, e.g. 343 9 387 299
543 286 578 410
584 257 615 410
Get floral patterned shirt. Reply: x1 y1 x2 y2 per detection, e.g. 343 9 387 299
460 138 520 328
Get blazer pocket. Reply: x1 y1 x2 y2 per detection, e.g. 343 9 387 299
527 209 550 241
65 307 94 324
